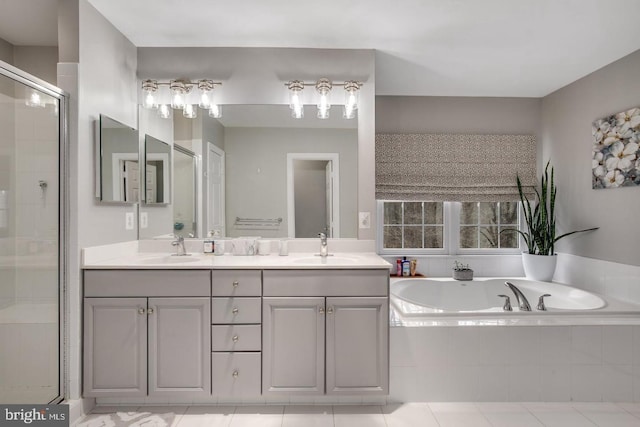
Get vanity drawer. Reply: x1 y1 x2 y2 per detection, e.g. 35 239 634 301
211 352 261 397
211 297 261 324
84 270 210 297
211 325 261 351
212 270 262 296
263 270 388 297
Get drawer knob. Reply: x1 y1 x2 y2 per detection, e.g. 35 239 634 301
232 281 239 287
327 307 334 314
138 308 146 315
319 307 325 314
232 335 239 343
232 370 239 378
232 307 239 314
147 307 154 315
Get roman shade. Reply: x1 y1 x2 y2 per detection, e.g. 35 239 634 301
375 133 537 202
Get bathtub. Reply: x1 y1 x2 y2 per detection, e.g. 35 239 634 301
390 277 640 326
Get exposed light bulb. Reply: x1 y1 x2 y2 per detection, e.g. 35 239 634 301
183 104 197 119
142 79 158 109
291 103 304 119
288 80 304 119
157 104 172 119
198 80 215 109
315 78 332 120
208 104 222 118
170 81 187 110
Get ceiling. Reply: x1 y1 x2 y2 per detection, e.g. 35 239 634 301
3 0 640 97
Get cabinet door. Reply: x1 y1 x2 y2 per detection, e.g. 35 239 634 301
84 298 147 397
262 297 325 395
326 297 389 395
148 297 211 396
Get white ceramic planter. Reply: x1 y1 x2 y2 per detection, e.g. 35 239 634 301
522 252 557 282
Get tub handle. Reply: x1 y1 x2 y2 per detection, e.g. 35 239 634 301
497 294 512 312
537 294 551 311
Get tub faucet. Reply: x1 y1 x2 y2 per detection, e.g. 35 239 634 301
318 232 328 257
504 281 531 311
172 235 187 256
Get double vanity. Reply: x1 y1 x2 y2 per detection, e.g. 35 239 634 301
82 242 391 402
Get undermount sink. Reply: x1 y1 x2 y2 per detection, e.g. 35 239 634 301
139 255 200 264
290 256 359 265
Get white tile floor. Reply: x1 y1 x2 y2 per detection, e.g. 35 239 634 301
83 402 640 427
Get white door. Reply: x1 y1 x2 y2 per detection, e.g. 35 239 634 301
207 143 225 236
124 160 139 203
325 161 333 237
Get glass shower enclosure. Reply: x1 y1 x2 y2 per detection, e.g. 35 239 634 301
0 62 66 403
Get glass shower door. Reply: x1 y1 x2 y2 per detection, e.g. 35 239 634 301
0 68 62 403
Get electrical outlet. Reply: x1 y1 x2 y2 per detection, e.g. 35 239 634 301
125 212 135 230
359 212 371 229
140 212 148 229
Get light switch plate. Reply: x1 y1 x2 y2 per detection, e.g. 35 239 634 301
359 212 371 229
125 212 135 230
140 212 148 229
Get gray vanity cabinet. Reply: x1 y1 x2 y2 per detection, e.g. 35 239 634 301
325 297 388 394
83 270 211 398
262 297 326 394
83 298 147 397
262 270 389 396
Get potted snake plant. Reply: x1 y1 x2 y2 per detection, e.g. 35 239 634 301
504 161 598 281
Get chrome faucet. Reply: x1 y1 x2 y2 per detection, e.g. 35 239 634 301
171 235 187 256
318 232 329 257
504 281 531 311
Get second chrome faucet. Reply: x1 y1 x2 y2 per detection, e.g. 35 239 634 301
504 281 531 311
318 232 328 257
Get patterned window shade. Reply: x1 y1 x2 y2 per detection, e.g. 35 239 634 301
375 134 537 202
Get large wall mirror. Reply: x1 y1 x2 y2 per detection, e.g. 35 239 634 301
95 114 139 203
138 104 358 239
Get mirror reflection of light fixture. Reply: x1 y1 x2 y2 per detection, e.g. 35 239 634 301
208 104 222 119
285 79 362 120
141 78 222 119
26 89 46 108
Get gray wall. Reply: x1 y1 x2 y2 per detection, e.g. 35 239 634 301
76 0 138 248
0 37 59 86
224 127 358 238
541 49 640 266
0 37 12 64
376 96 542 135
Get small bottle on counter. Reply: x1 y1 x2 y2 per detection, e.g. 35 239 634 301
203 239 214 254
396 259 402 277
402 257 411 277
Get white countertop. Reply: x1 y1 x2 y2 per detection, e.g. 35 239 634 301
82 251 392 270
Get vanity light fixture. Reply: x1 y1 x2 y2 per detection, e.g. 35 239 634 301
285 79 362 120
141 79 222 119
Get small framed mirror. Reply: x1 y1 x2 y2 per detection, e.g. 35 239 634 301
95 114 139 203
144 134 171 204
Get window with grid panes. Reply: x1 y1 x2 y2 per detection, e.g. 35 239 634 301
459 202 519 249
382 202 444 249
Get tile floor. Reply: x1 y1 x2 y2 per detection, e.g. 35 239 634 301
82 402 640 427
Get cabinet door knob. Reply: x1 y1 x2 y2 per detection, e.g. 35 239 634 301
327 307 334 314
232 335 239 343
319 307 325 314
147 307 154 315
232 281 239 287
232 370 239 378
138 307 146 315
232 307 239 314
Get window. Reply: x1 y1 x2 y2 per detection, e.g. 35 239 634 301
382 202 444 249
378 201 520 254
459 202 519 249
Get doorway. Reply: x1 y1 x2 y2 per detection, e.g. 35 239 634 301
286 153 340 238
206 142 225 237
